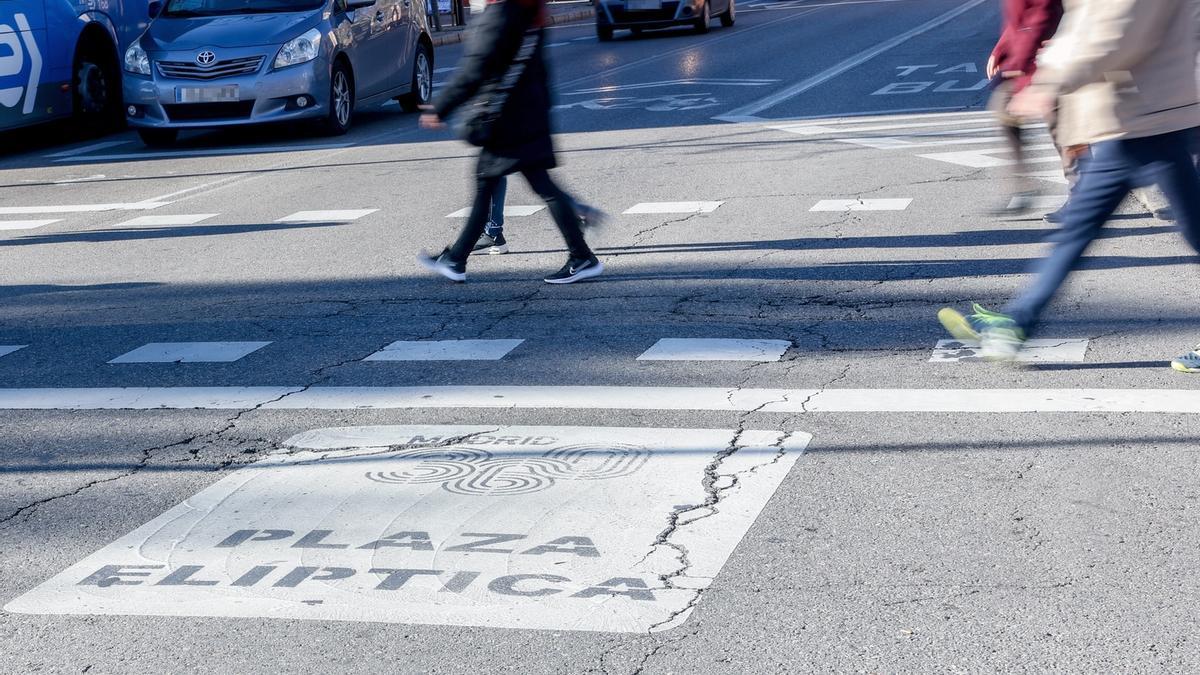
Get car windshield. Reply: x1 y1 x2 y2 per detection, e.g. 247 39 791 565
162 0 325 17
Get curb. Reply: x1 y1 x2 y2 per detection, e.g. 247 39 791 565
431 6 595 46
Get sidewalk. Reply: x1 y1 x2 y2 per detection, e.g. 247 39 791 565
431 0 595 47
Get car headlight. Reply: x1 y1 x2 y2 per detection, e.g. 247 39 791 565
274 28 322 69
124 43 151 76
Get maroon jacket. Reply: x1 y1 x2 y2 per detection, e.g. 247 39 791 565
991 0 1063 91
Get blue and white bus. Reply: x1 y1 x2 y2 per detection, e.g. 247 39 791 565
1 0 147 131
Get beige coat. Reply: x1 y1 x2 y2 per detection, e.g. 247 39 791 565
1034 0 1200 145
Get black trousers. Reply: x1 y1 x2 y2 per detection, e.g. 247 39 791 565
448 168 592 263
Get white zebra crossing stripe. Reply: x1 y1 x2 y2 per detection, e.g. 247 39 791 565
2 386 1198 413
929 339 1089 363
276 210 378 223
637 338 791 362
624 202 724 215
0 345 27 358
363 340 525 362
917 145 1058 168
809 199 912 212
0 202 170 215
108 342 272 364
5 425 809 633
113 214 218 228
0 220 60 230
445 206 545 218
1007 195 1068 210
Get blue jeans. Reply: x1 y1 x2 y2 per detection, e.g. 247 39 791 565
485 176 507 235
1005 127 1200 334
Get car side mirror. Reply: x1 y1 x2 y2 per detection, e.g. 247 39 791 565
148 0 161 17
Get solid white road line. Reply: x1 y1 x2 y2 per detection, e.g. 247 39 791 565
44 140 131 158
0 219 61 230
624 202 725 215
930 339 1090 364
113 214 218 228
0 346 27 358
276 209 378 223
722 0 989 119
638 339 791 362
363 340 525 362
0 202 170 215
566 79 781 95
108 342 272 364
445 206 546 218
810 198 912 212
53 143 355 163
770 116 996 137
2 386 1200 413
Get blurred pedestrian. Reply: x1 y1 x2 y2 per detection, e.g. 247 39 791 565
986 0 1064 218
473 175 509 254
417 0 606 284
939 0 1200 368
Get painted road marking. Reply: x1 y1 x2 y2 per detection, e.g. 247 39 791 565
721 0 989 118
0 345 27 358
108 342 272 364
53 143 355 164
364 340 524 362
3 386 1200 413
44 140 131 158
809 198 912 212
1007 195 1068 210
0 219 60 230
930 339 1089 363
0 202 170 215
624 202 724 215
6 425 808 633
768 114 993 137
113 214 218 228
917 144 1058 168
565 79 781 96
445 206 545 218
638 338 790 362
277 209 378 223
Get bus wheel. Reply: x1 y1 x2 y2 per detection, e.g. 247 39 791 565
73 35 122 133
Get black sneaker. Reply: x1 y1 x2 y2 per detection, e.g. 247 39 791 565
1043 207 1065 224
472 230 509 255
544 256 604 284
416 248 466 282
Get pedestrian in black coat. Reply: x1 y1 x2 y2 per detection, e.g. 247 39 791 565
417 0 606 285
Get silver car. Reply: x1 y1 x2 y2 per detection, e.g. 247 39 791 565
122 0 433 145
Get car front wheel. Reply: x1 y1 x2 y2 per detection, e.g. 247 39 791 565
694 1 711 33
719 0 735 27
597 22 614 41
322 61 354 135
398 43 432 113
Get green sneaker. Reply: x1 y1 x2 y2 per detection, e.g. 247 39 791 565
937 303 1026 361
1171 345 1200 373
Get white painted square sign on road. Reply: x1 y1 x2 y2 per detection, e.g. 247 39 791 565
7 425 808 633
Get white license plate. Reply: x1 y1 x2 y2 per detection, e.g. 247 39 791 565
626 0 661 9
175 85 239 103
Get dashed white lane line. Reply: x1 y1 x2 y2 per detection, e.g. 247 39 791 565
364 339 525 362
930 339 1090 363
52 143 355 163
0 219 61 230
918 144 1058 168
638 338 790 362
624 202 724 215
108 342 272 364
445 206 545 218
0 346 27 358
277 209 378 223
1008 195 1068 210
2 386 1198 413
0 202 170 215
113 214 218 228
809 198 912 212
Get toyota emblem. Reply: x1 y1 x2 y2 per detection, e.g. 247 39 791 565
195 50 217 66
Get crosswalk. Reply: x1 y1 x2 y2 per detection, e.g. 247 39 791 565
0 336 1092 367
765 110 1070 185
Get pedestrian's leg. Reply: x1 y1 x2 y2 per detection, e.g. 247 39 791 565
1145 129 1200 252
1004 140 1134 334
522 168 593 260
488 175 508 232
448 174 502 262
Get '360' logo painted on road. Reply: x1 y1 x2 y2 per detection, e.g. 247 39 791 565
366 444 650 495
0 14 43 115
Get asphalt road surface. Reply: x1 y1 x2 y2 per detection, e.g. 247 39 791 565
4 0 1200 671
